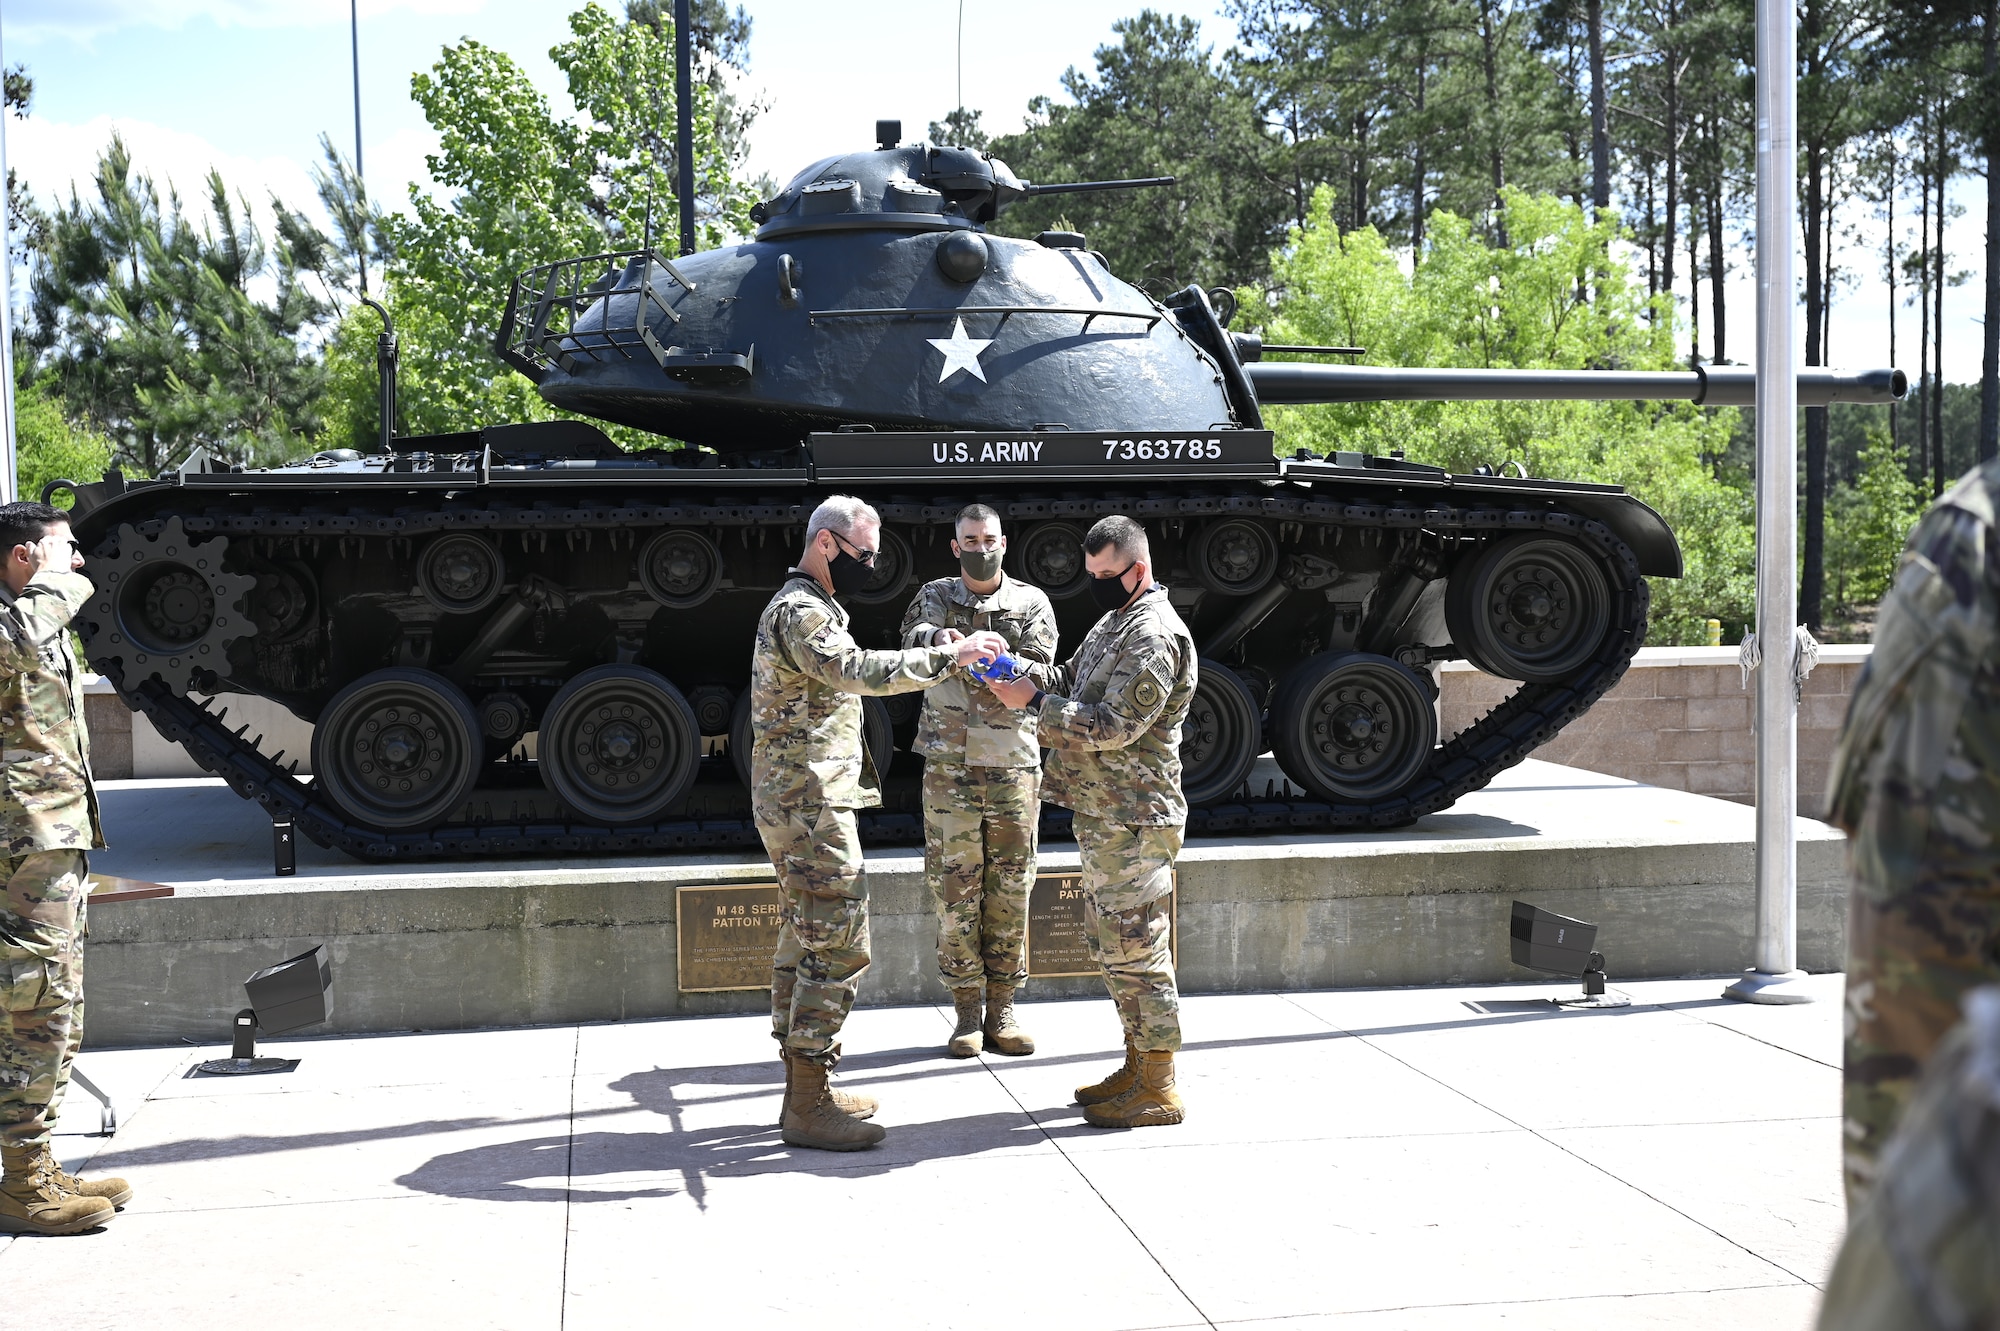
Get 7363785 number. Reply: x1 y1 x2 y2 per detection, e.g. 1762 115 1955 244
1101 437 1224 461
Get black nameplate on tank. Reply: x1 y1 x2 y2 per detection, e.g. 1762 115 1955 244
809 430 1278 483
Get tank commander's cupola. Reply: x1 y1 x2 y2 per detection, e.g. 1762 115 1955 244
747 119 1169 240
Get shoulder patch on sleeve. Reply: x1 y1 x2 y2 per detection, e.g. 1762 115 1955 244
1131 672 1164 711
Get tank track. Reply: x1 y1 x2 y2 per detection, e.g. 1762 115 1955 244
94 488 1647 860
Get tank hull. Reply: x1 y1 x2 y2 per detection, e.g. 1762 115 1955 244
64 431 1669 860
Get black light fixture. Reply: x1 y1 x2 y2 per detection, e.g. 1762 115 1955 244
1509 901 1630 1008
195 945 334 1075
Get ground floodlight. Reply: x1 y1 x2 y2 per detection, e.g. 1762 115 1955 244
195 945 333 1076
1509 902 1630 1008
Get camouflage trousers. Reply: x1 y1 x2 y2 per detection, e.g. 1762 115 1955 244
1073 814 1182 1053
0 849 89 1148
922 761 1038 991
1819 987 2000 1331
1842 875 2000 1208
756 803 869 1069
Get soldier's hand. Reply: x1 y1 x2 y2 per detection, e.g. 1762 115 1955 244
988 675 1040 709
930 627 966 646
953 631 1008 669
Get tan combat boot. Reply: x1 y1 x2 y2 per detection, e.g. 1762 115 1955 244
947 987 984 1058
778 1048 877 1123
983 981 1035 1056
1075 1041 1140 1106
781 1057 887 1152
1083 1050 1184 1129
0 1144 115 1235
24 1141 132 1209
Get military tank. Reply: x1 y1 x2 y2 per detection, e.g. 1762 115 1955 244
50 119 1904 861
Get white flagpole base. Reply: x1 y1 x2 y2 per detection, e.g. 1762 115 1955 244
1722 969 1814 1005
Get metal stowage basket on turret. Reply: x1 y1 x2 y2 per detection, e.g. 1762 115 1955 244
46 102 1904 862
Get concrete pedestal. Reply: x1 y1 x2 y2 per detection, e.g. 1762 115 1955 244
83 758 1848 1045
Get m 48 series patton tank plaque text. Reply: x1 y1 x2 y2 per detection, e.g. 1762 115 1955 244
676 883 784 992
1028 871 1177 979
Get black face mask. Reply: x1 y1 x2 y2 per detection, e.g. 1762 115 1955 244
958 548 1003 582
1088 563 1138 612
826 534 877 596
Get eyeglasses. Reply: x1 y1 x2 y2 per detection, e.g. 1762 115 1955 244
830 530 879 567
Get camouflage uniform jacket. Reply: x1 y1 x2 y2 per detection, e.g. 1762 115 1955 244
0 568 102 854
1828 461 2000 898
750 571 956 821
899 573 1058 768
1027 584 1197 826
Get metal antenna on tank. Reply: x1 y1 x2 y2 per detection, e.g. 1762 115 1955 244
350 0 397 452
350 0 367 298
674 0 696 256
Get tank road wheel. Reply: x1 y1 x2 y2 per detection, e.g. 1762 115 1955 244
539 666 702 824
1445 535 1612 683
1018 522 1089 599
417 535 506 614
1179 659 1263 806
85 516 257 692
639 529 723 609
729 689 894 792
683 684 736 738
844 527 915 605
1190 519 1278 596
1270 652 1437 803
313 668 483 830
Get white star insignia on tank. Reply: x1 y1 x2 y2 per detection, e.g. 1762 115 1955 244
927 317 995 383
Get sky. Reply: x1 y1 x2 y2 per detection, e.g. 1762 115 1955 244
0 0 1979 381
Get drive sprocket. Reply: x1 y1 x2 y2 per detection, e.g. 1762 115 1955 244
82 516 257 693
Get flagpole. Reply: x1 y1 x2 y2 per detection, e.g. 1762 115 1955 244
1725 0 1812 1005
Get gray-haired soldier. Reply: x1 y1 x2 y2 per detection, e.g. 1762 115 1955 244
990 515 1197 1129
900 503 1058 1058
751 495 1006 1151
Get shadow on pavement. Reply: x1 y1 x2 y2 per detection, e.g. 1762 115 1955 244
396 1110 1048 1211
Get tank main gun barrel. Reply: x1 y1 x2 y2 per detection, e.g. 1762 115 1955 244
1244 363 1908 407
1022 175 1177 197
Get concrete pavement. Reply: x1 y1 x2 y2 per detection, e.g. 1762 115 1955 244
12 974 1848 1330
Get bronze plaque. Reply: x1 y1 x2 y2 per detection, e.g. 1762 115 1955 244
676 883 784 992
1027 871 1176 979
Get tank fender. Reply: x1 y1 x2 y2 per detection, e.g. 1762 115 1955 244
1548 492 1682 578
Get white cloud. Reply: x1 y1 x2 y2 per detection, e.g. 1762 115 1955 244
6 0 485 45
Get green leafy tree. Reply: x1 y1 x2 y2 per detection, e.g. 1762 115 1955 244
13 379 113 504
334 2 756 444
1824 426 1923 620
1240 184 1748 643
26 134 338 474
987 11 1289 293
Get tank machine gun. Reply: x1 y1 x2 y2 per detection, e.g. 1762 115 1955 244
50 88 1904 859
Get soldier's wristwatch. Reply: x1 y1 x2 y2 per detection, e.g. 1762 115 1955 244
1029 689 1047 711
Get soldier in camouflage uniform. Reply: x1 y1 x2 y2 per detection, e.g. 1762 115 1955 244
1816 986 2000 1331
991 515 1197 1129
900 503 1058 1058
752 495 1007 1151
1827 459 2000 1209
0 502 128 1234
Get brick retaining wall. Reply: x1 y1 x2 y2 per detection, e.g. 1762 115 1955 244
1440 645 1870 811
